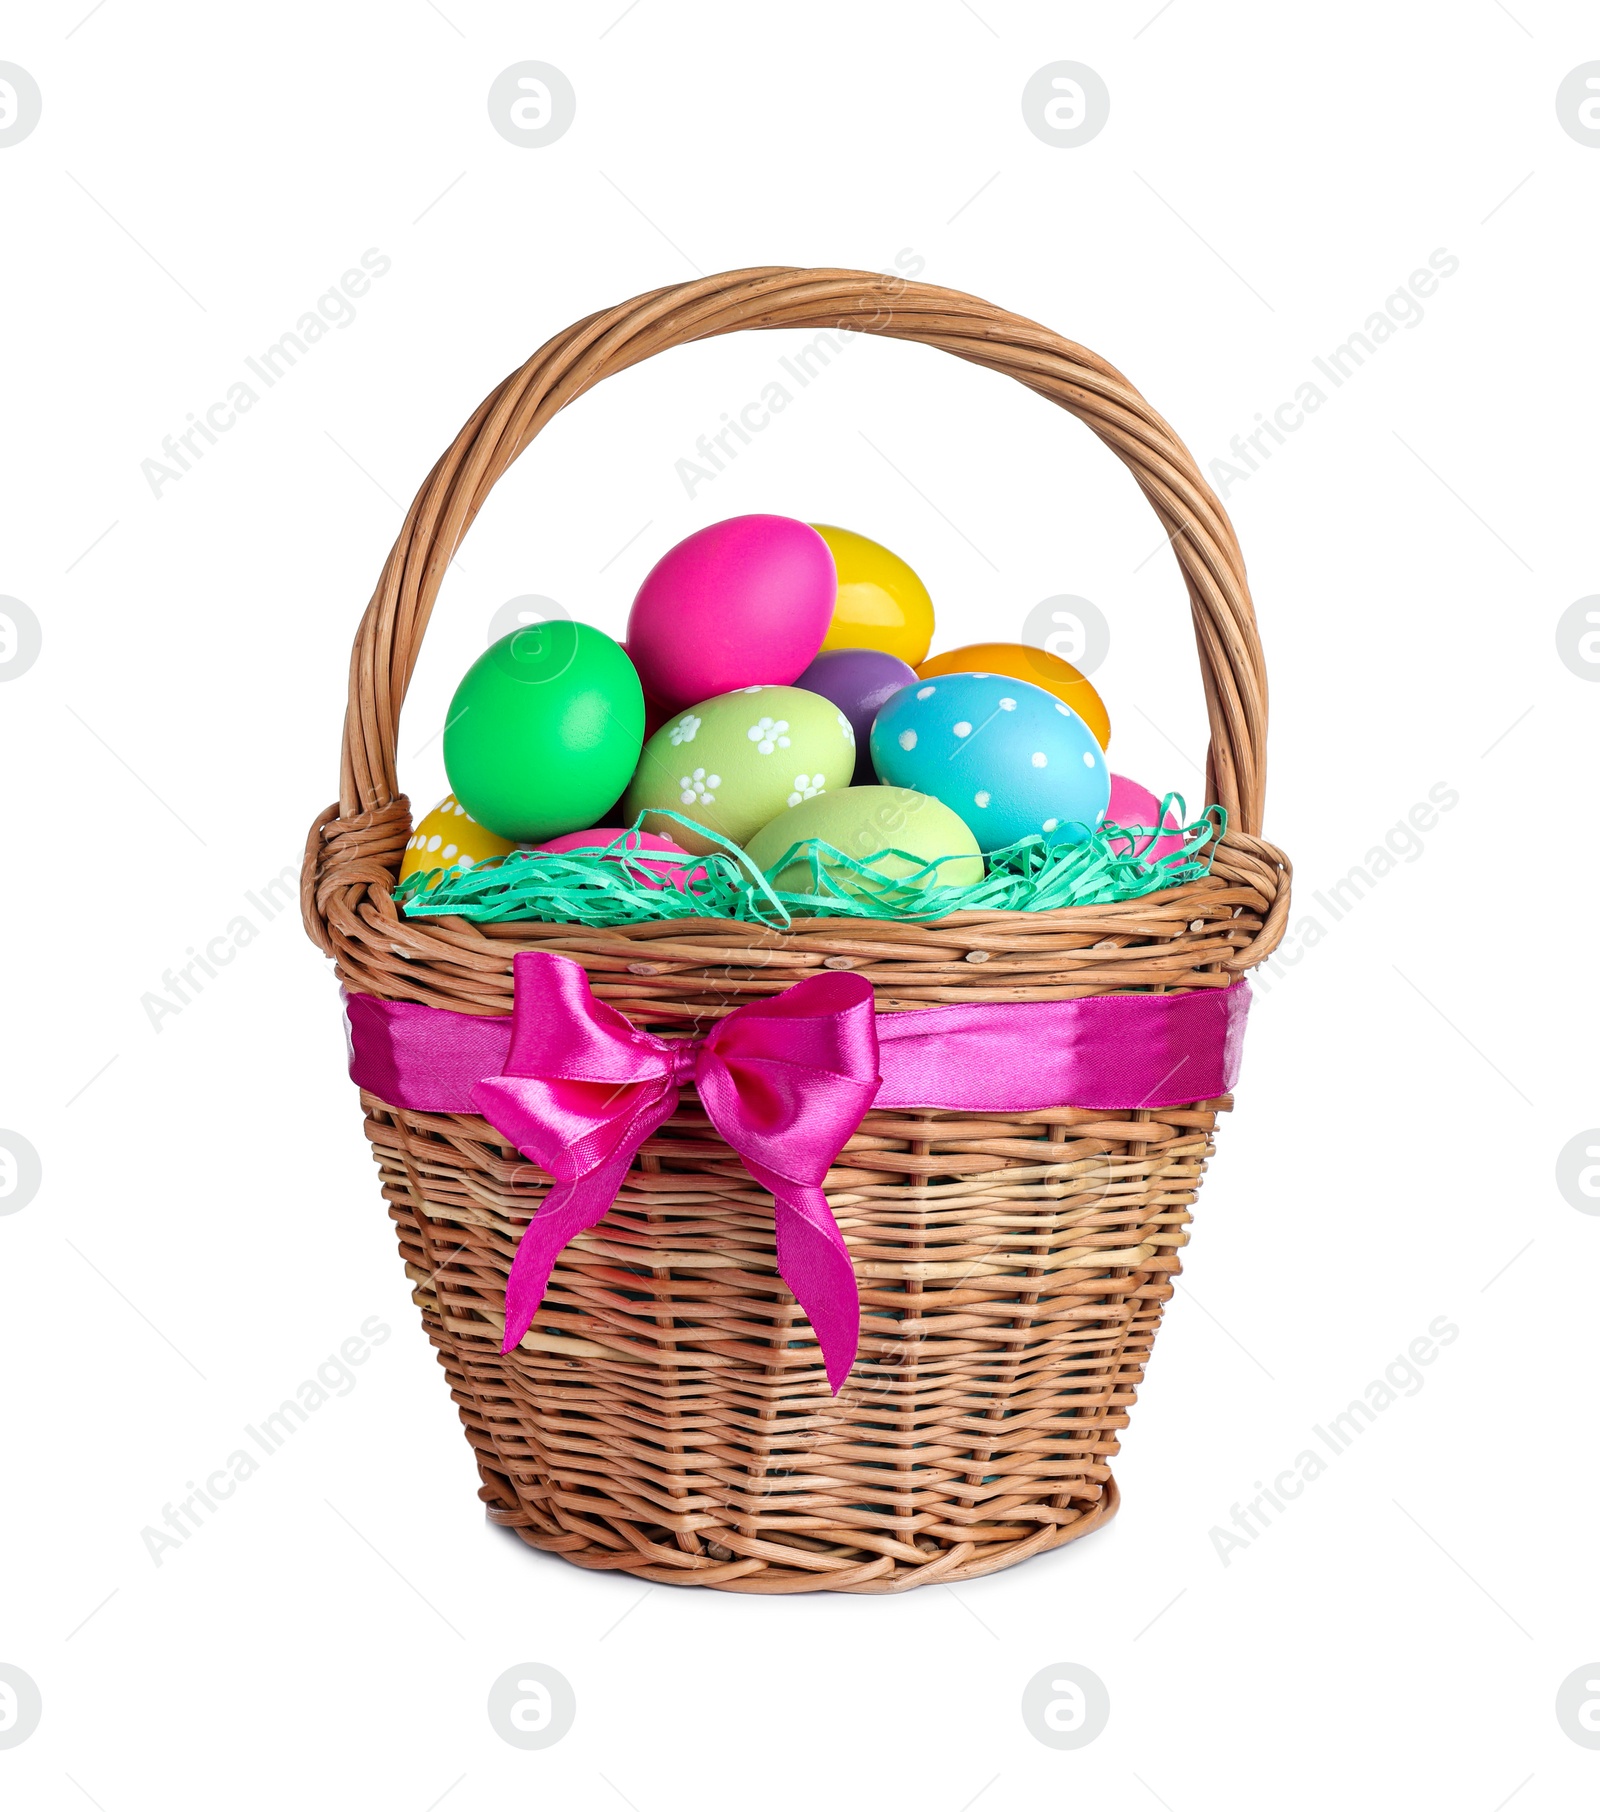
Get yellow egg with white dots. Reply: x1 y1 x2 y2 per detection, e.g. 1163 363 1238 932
399 794 518 888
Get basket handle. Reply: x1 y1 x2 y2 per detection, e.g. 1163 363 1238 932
335 266 1268 836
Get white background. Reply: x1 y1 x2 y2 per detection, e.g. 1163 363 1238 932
3 2 1596 1806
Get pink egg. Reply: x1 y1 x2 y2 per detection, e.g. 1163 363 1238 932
1106 774 1188 865
625 515 836 710
533 828 707 893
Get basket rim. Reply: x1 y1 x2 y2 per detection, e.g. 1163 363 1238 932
305 804 1290 1019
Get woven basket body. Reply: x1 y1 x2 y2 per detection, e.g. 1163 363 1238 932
303 269 1290 1593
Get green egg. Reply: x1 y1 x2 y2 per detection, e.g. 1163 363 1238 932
443 622 644 841
744 785 984 897
623 685 857 855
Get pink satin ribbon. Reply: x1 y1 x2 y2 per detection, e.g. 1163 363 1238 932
347 951 1250 1391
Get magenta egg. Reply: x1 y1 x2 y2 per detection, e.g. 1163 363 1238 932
532 828 707 893
625 515 836 710
1106 775 1187 865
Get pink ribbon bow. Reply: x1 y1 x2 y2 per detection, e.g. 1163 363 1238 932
470 951 882 1392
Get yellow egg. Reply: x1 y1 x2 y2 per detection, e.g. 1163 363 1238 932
812 524 935 667
399 794 518 888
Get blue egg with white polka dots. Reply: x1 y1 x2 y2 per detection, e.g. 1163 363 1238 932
869 671 1110 852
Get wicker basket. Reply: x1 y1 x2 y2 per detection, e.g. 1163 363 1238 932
301 268 1291 1594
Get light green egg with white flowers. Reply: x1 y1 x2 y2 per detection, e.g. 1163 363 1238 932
744 785 984 898
623 684 858 854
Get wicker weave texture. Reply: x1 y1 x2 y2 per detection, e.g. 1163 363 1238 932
301 269 1290 1591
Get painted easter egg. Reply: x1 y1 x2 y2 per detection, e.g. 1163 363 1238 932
915 642 1110 750
622 684 857 855
399 795 518 888
443 621 644 842
814 524 934 666
745 786 983 899
625 515 836 711
1105 774 1187 865
532 828 707 893
870 673 1110 852
794 646 918 784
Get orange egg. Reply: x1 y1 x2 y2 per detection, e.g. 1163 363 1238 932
399 794 518 888
914 642 1110 749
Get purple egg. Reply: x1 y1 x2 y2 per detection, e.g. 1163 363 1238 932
795 647 919 784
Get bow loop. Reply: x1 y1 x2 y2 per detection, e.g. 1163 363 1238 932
503 951 677 1086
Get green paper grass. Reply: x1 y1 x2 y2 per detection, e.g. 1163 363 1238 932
395 798 1223 930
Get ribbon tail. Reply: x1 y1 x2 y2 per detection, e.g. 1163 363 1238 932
472 1071 679 1358
760 1175 860 1395
499 1148 636 1356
